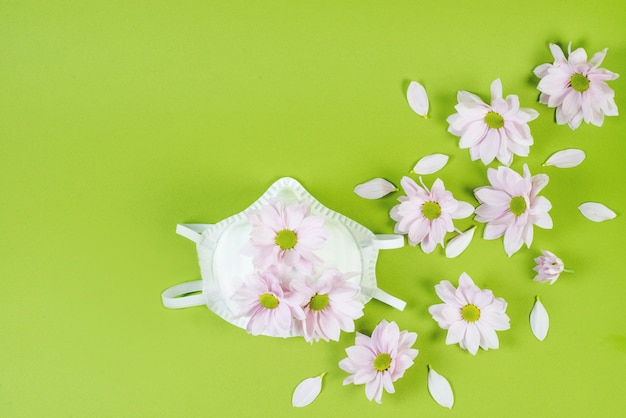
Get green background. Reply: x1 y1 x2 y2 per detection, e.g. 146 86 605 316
2 1 625 416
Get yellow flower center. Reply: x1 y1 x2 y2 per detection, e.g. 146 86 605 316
275 229 298 250
309 293 329 311
570 73 590 92
373 353 392 372
509 196 527 216
259 293 279 309
461 303 480 322
484 111 505 129
422 201 442 220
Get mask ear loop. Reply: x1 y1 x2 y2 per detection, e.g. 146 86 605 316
175 224 211 243
162 280 205 309
161 224 213 309
359 234 407 311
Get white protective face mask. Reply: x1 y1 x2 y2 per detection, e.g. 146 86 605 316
161 177 406 338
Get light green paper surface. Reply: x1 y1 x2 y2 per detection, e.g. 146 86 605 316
1 1 625 416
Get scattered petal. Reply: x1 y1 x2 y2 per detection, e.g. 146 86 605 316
578 202 617 222
544 149 586 168
445 226 475 258
354 178 398 199
530 298 549 341
427 366 454 409
292 373 325 407
412 154 449 175
407 81 429 118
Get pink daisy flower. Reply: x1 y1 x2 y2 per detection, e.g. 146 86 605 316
447 78 539 166
291 269 364 343
244 199 328 275
534 43 619 129
429 272 510 355
231 269 305 337
390 176 474 253
339 320 418 404
533 249 566 284
474 164 552 256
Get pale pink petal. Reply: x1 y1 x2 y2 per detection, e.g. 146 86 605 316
464 323 481 355
445 226 475 258
544 149 586 168
413 153 449 175
407 81 429 117
427 366 454 409
483 223 507 239
354 178 398 199
451 201 474 219
578 202 617 222
530 298 549 341
490 78 503 100
475 320 499 350
292 374 325 407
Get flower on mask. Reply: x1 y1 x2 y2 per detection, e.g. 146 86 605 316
244 199 328 275
447 78 539 166
534 43 619 129
291 269 364 343
429 272 510 355
390 176 474 254
339 320 418 404
474 164 552 256
533 250 565 284
231 269 305 337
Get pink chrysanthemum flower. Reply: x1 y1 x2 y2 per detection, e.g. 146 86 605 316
244 199 328 275
428 272 510 355
291 269 364 343
533 249 565 284
390 176 474 253
474 164 552 256
231 269 305 337
339 320 418 404
447 78 539 166
534 43 619 129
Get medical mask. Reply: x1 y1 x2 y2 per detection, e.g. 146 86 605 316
161 177 406 339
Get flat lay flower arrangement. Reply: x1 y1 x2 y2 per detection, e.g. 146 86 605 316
339 41 618 407
188 41 619 409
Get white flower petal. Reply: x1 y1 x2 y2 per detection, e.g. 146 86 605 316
578 202 617 222
530 298 549 341
452 201 475 219
427 366 454 409
407 81 429 117
412 153 449 175
544 149 586 168
292 374 325 407
354 178 397 199
445 226 475 258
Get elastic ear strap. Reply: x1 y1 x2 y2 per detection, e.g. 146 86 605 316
162 280 205 309
176 224 212 243
373 234 404 250
370 288 407 311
